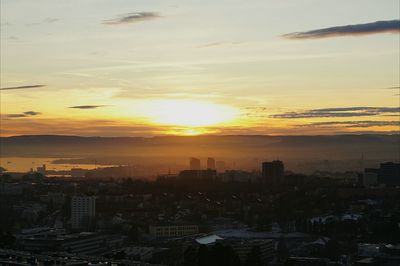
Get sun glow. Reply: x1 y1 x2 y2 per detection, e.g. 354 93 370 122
137 100 239 127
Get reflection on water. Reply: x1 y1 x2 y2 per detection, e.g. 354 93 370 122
0 157 105 172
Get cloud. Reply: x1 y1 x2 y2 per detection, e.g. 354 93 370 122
0 84 46 91
271 107 400 119
199 42 225 48
383 86 400 93
197 42 242 48
103 12 161 25
383 86 400 89
25 18 59 26
69 105 109 109
301 121 400 128
23 111 41 116
4 111 42 119
0 118 178 137
283 20 400 39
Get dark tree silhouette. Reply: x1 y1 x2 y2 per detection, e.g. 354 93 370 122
183 246 197 266
277 236 289 262
197 244 211 266
245 246 263 266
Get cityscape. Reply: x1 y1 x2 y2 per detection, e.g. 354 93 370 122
1 0 400 266
0 153 399 265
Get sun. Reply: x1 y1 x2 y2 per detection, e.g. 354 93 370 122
136 99 239 127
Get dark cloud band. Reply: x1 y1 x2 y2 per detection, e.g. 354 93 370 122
301 121 399 128
283 20 400 39
103 12 160 25
0 85 46 91
4 111 42 119
69 105 109 109
272 107 400 119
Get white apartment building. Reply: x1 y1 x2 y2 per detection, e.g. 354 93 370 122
71 196 96 230
149 224 198 238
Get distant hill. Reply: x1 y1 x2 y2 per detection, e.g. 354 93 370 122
1 134 399 161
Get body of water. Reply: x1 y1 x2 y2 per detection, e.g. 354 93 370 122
0 157 108 173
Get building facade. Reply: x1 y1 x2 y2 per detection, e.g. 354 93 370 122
71 196 96 230
149 224 199 238
207 157 216 170
190 157 201 170
262 160 284 185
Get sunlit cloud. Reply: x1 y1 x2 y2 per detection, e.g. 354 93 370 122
283 20 400 39
0 118 201 137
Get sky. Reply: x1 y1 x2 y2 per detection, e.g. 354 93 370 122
0 0 399 136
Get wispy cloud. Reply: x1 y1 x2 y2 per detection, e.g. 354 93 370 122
4 111 42 119
272 107 400 119
103 12 161 25
301 120 399 128
26 18 59 26
69 105 110 109
197 42 242 48
0 84 46 91
0 118 177 137
283 20 400 39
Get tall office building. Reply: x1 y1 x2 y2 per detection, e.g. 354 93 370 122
216 161 226 173
207 157 216 170
71 196 96 230
190 157 201 170
378 162 400 186
37 164 46 175
262 160 284 185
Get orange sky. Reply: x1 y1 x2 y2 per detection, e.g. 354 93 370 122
1 0 399 136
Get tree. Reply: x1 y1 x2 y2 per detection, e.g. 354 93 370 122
277 236 289 262
0 230 15 248
197 245 210 266
245 246 263 266
183 246 197 266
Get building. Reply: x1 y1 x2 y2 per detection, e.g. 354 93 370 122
194 234 223 246
216 161 226 173
190 157 201 170
18 231 107 255
36 164 46 175
149 224 199 238
179 169 217 180
222 239 274 265
40 192 66 207
378 162 400 186
207 157 216 170
359 169 378 188
360 162 400 187
262 160 284 185
222 170 256 182
71 196 96 230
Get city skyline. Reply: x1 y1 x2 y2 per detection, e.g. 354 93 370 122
1 0 399 136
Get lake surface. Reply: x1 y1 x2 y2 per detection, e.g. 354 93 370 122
0 157 108 173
